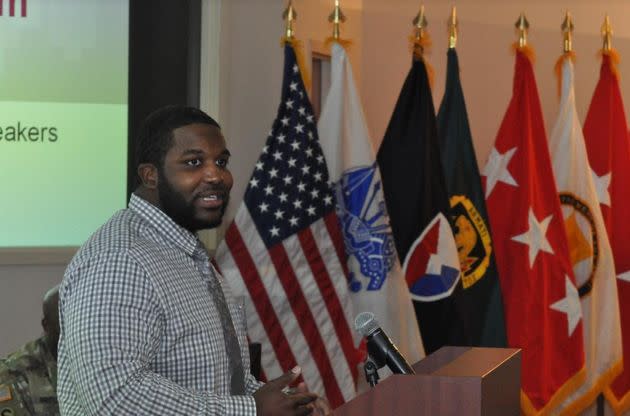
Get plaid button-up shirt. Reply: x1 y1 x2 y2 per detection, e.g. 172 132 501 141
58 194 261 415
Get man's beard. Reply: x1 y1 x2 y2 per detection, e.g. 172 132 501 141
157 172 229 232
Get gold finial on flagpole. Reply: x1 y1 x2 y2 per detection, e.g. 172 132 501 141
412 4 428 55
282 0 297 40
328 0 346 40
448 6 458 49
602 15 613 51
515 12 529 48
561 11 573 53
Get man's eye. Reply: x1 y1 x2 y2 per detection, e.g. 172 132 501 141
186 159 202 167
216 158 229 168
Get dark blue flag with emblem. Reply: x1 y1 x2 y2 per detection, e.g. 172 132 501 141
376 53 462 354
436 48 507 347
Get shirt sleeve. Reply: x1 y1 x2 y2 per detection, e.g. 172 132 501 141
60 251 257 416
245 373 264 395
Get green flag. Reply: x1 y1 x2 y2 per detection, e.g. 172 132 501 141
436 48 507 347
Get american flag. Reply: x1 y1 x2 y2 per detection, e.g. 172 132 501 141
215 43 360 407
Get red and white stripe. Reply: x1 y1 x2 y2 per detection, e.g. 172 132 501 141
216 206 359 407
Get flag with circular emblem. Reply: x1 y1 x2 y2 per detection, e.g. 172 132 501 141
436 47 507 348
549 53 622 415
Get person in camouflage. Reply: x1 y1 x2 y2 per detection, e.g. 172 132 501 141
0 286 59 416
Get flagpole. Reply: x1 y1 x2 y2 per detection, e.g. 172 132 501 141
554 11 575 98
410 5 433 86
599 14 620 81
561 11 573 54
412 4 428 58
513 12 535 64
328 0 346 40
282 1 312 97
282 0 297 41
602 15 613 52
515 12 529 48
448 6 457 49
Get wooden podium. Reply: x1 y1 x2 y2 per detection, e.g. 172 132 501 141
333 346 521 416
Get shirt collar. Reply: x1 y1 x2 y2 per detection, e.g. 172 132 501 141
129 193 201 257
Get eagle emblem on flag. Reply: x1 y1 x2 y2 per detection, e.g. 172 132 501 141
449 195 492 289
335 163 396 292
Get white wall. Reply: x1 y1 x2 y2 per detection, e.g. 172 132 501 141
216 0 364 228
0 265 64 356
362 0 630 168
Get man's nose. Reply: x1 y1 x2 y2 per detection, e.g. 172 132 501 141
203 163 223 183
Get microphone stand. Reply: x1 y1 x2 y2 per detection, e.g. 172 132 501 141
364 356 380 387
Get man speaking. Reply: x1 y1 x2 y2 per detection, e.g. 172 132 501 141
57 106 319 415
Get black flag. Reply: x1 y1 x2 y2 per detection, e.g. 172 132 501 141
377 57 461 354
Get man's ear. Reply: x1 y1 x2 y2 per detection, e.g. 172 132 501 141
137 163 159 189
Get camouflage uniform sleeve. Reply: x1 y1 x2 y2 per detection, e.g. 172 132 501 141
0 342 59 416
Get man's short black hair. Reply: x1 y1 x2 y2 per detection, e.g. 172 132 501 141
134 105 220 185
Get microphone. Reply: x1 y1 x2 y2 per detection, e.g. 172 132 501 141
354 312 415 375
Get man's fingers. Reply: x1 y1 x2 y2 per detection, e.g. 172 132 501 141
313 397 332 416
290 392 318 407
267 366 302 388
296 405 314 416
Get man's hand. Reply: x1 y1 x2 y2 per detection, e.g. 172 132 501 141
311 396 332 416
254 366 318 416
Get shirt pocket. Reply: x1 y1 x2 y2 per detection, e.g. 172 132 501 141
162 278 225 354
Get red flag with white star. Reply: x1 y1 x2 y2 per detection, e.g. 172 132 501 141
482 46 585 415
584 50 630 415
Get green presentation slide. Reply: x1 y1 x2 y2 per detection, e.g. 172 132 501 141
0 0 129 247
